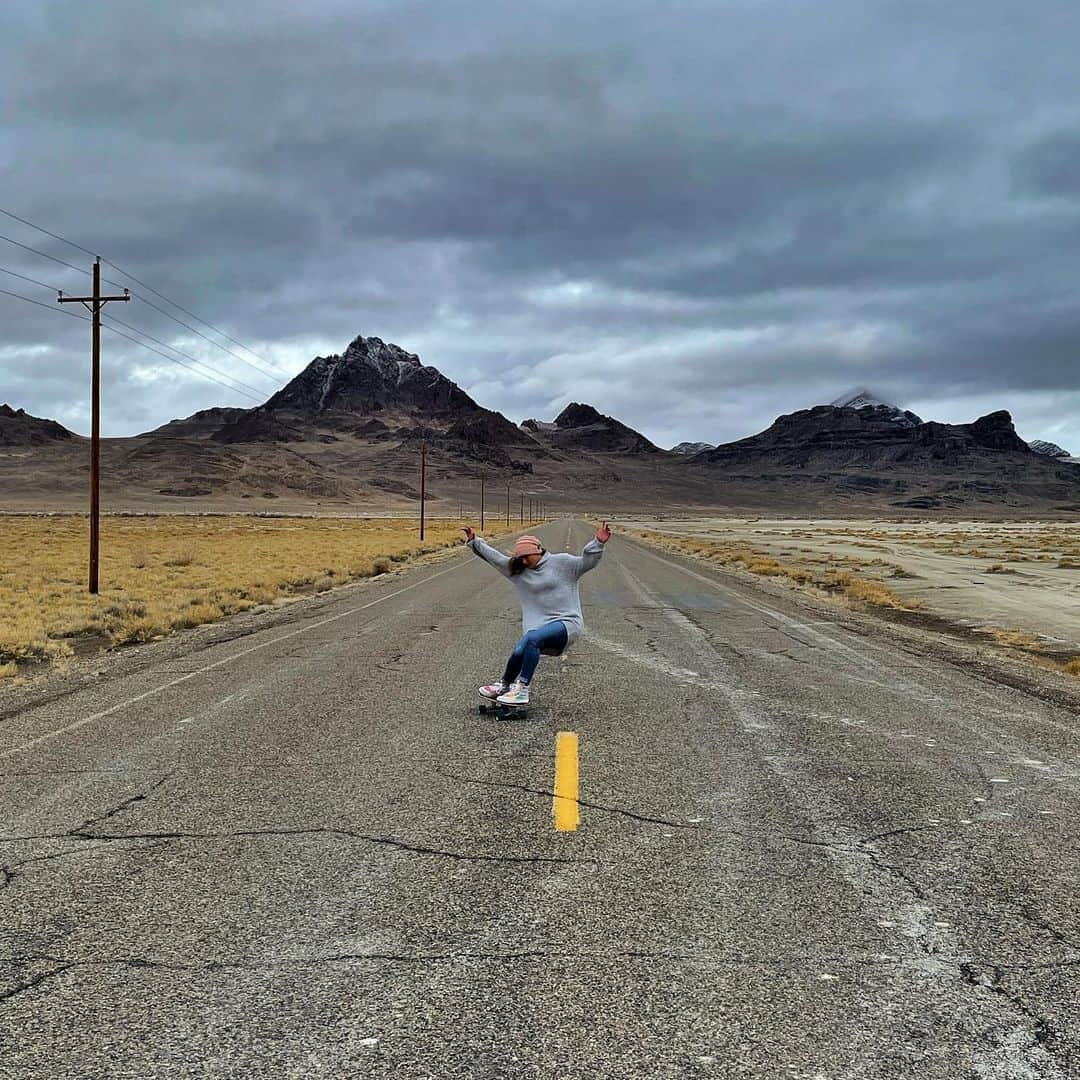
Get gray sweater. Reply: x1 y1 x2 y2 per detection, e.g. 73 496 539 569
467 536 605 644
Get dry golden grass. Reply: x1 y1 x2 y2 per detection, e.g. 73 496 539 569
0 515 462 670
1064 658 1080 677
986 627 1042 650
628 529 920 610
841 579 915 609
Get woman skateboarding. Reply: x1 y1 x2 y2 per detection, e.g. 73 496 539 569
462 521 612 707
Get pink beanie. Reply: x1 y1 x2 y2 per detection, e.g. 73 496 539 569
512 534 543 558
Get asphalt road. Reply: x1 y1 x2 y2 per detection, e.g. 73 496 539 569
1 520 1078 1079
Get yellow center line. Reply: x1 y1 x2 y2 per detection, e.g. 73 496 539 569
553 730 580 832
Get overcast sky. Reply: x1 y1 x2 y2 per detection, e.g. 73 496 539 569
3 1 1080 451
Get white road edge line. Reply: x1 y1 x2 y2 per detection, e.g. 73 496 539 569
3 557 468 758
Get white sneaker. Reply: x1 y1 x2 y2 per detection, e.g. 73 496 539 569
496 682 530 706
479 682 506 699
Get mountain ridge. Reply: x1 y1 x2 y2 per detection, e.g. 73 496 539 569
0 403 75 447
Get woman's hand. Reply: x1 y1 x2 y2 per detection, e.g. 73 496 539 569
462 526 476 542
596 520 611 544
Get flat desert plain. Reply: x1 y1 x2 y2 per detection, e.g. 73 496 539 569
624 517 1080 674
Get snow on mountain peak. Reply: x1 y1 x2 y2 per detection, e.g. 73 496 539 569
828 387 923 427
830 387 895 410
1028 439 1072 459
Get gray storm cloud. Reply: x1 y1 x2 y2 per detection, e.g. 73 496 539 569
1 0 1079 452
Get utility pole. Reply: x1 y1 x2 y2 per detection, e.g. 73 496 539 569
505 481 511 527
58 258 129 595
519 493 524 525
419 439 427 540
480 473 485 531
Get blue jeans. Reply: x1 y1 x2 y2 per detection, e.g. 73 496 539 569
502 620 569 686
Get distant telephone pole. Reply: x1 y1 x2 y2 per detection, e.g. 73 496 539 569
58 258 129 595
419 439 427 540
519 492 524 524
480 473 485 531
505 481 511 527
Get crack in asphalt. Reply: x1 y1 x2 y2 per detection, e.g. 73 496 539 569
4 775 599 874
958 962 1064 1064
0 963 76 1004
4 950 1077 1009
0 840 151 893
0 826 600 868
75 775 173 834
434 767 706 830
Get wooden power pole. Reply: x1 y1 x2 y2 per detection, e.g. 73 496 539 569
519 493 524 525
480 473 485 531
58 258 129 594
419 439 427 540
505 481 511 527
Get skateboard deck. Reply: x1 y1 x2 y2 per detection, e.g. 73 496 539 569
478 692 530 720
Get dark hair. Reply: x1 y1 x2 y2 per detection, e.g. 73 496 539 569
509 549 544 576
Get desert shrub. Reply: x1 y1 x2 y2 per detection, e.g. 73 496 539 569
372 558 392 574
0 661 18 679
747 557 784 576
171 601 225 629
1064 658 1080 677
843 579 919 609
130 548 150 569
166 544 196 567
111 607 169 645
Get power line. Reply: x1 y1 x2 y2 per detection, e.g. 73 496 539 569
0 264 62 292
0 204 293 379
0 206 98 260
100 319 265 403
124 290 285 385
101 255 291 376
103 312 268 399
0 232 86 275
0 280 263 403
0 283 89 320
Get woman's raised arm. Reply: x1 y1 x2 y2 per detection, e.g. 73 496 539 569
463 527 513 578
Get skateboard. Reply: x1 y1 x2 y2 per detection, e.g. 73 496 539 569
478 691 530 720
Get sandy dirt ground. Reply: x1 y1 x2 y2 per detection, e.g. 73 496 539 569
621 517 1080 657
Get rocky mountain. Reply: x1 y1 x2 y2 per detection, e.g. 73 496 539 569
263 336 478 420
5 344 1079 518
522 402 660 454
697 405 1032 469
154 334 531 470
670 440 715 455
690 403 1080 511
0 404 75 447
1029 439 1072 459
140 407 248 439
